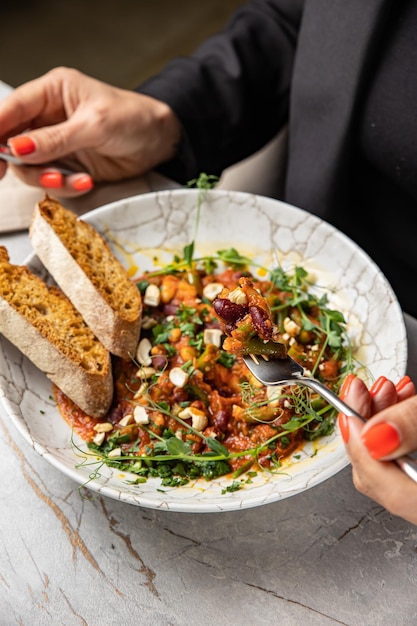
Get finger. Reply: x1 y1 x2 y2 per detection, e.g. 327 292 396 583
395 375 416 401
10 165 94 197
347 417 417 525
360 394 417 460
0 75 61 141
337 375 370 444
59 173 94 196
7 113 93 166
340 374 372 418
369 376 398 413
0 160 7 180
2 69 100 165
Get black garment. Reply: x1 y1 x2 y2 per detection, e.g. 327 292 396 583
138 0 417 315
140 0 302 180
337 0 417 316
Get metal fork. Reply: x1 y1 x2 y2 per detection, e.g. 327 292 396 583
0 143 74 175
243 352 417 483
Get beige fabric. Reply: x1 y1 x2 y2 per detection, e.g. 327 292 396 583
218 126 288 199
0 169 45 233
0 168 152 233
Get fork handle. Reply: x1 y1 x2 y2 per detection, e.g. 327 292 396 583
293 377 363 420
293 378 417 484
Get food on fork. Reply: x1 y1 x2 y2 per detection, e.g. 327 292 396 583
213 277 287 358
0 247 113 417
29 196 142 360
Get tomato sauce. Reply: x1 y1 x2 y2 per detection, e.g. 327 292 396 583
54 260 348 483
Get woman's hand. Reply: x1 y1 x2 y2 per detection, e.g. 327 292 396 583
339 374 417 525
0 67 181 196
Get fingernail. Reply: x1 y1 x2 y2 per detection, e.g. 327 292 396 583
9 135 36 156
339 373 355 400
396 375 412 392
39 172 64 188
338 413 350 443
361 422 401 459
71 174 93 192
370 376 388 397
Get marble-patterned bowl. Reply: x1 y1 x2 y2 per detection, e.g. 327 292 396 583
0 189 407 512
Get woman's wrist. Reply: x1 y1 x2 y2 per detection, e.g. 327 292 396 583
144 96 182 167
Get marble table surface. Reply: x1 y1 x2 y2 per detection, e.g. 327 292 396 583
1 207 417 626
1 84 417 626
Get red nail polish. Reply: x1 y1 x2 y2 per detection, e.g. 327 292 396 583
361 422 401 459
39 172 63 188
71 174 93 192
338 413 350 443
9 135 36 156
369 376 388 397
396 375 412 392
339 373 355 400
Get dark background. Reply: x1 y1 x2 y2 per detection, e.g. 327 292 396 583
0 0 244 89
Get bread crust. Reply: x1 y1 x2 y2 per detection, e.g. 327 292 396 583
0 248 113 417
30 196 142 359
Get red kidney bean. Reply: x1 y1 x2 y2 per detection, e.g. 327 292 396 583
173 388 189 404
108 405 125 425
212 409 229 433
163 303 179 316
224 322 236 336
213 298 248 323
250 305 273 339
152 355 168 370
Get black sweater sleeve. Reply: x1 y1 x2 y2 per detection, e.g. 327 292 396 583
137 0 304 183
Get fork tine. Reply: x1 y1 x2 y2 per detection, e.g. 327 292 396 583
242 354 304 385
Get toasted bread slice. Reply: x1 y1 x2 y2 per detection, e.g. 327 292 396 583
30 196 142 359
0 247 113 418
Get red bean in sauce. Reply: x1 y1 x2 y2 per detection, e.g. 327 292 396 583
213 298 248 323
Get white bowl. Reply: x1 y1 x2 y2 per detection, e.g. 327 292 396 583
0 189 407 512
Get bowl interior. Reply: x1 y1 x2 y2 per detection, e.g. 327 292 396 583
0 189 407 512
